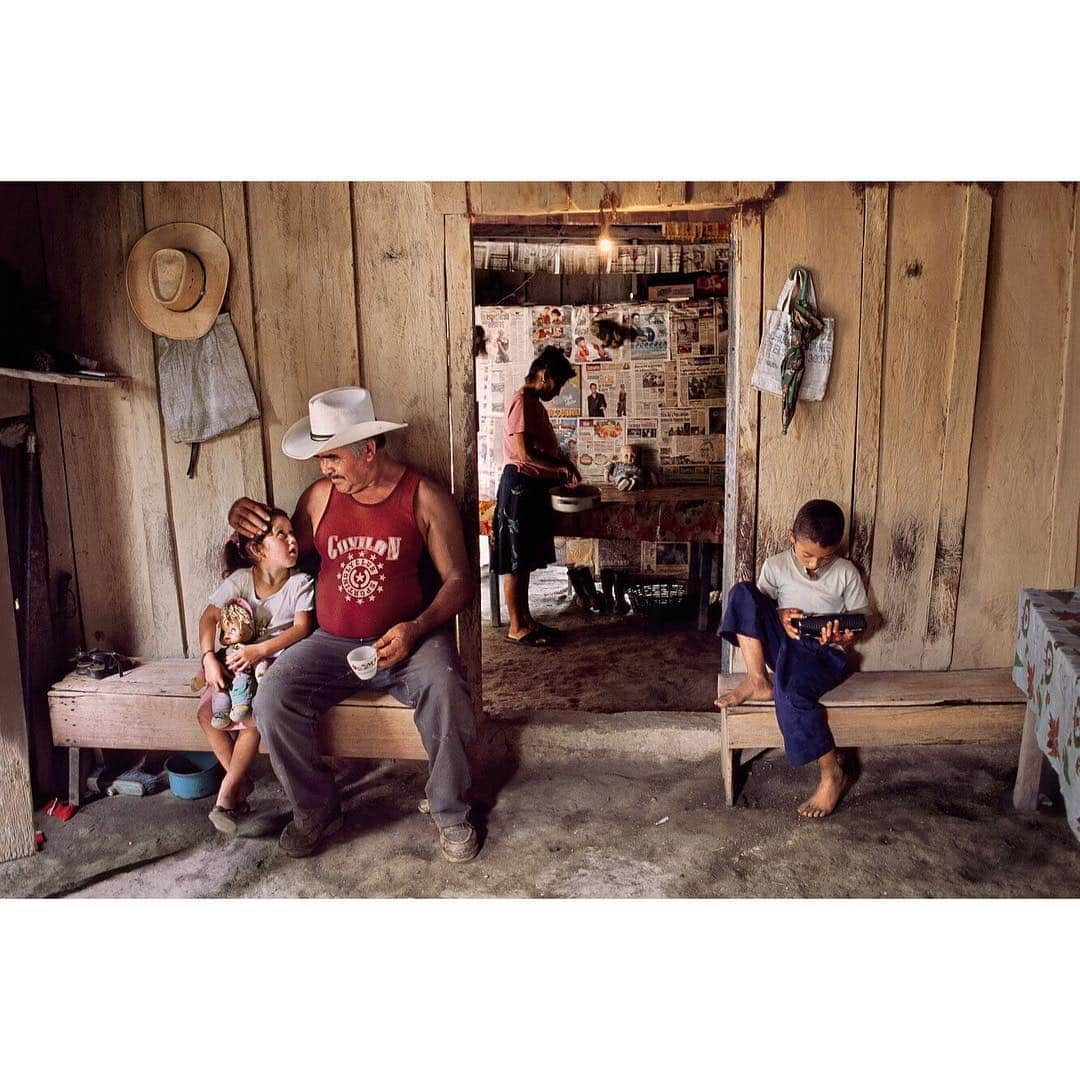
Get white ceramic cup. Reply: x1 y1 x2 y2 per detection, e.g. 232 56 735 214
347 645 379 680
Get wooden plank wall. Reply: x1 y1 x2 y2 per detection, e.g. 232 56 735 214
6 184 479 704
756 183 866 560
743 182 1079 671
3 179 1078 696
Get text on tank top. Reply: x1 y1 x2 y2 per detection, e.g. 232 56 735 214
313 467 425 638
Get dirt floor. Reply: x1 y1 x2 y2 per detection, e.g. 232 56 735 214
5 564 1074 899
3 743 1079 899
482 566 722 713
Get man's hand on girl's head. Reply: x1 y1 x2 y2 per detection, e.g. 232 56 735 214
229 497 272 539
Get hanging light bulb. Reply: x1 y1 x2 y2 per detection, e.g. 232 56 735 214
596 190 617 256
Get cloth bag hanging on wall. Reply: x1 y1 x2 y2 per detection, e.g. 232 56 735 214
156 312 260 477
750 268 834 407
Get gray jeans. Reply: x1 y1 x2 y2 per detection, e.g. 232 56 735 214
254 626 476 827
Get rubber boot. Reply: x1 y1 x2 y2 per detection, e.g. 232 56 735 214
613 570 631 615
599 569 616 615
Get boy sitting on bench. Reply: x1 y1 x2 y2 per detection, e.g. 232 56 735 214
715 499 873 818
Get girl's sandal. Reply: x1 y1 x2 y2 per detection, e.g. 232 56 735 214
208 803 248 836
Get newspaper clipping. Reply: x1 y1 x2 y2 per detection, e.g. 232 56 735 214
531 305 573 360
477 306 530 367
628 305 670 361
642 541 690 578
576 418 625 484
571 304 626 364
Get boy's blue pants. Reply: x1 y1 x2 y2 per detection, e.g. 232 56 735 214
719 582 849 767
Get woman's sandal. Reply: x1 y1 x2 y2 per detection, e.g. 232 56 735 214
208 802 249 836
505 626 555 646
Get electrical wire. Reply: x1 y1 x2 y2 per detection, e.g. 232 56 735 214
492 271 539 306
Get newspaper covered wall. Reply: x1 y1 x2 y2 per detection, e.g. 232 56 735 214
474 299 727 499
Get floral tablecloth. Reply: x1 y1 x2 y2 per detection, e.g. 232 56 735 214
1013 588 1080 841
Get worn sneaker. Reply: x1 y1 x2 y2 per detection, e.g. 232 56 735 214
438 822 479 863
278 806 343 858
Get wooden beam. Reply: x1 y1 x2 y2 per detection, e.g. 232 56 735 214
722 207 763 672
921 184 993 669
443 213 483 719
351 183 451 487
245 182 359 515
431 182 469 216
850 184 890 575
37 182 183 656
756 183 866 562
0 489 35 863
861 183 969 670
117 183 186 657
468 181 777 217
140 183 269 654
1047 183 1080 587
951 184 1075 667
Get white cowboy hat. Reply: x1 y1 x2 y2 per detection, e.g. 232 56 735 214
281 386 407 460
125 222 230 340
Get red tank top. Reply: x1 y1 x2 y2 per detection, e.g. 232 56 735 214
314 467 425 638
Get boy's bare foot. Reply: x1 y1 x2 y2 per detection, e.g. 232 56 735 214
715 674 773 708
797 768 850 818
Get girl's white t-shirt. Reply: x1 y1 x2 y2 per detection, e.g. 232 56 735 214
208 569 315 655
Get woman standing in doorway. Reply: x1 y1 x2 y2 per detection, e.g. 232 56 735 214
492 345 581 646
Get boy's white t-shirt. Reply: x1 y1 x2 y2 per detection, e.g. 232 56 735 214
757 548 868 614
208 569 315 656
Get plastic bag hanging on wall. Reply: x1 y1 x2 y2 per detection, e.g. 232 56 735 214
750 267 834 432
156 313 259 477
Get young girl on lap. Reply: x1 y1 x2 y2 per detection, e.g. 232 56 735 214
197 507 315 834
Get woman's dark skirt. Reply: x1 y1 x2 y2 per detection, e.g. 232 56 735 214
490 465 556 575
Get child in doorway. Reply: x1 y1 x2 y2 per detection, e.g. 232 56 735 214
715 499 873 818
196 507 315 834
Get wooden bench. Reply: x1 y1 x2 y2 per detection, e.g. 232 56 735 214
49 659 426 805
716 668 1026 807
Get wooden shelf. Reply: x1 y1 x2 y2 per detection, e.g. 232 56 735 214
0 366 128 388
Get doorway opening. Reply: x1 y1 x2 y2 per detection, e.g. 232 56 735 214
471 212 732 715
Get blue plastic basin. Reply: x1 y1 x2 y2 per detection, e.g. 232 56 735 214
164 752 223 799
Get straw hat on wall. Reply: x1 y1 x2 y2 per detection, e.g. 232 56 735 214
125 222 229 340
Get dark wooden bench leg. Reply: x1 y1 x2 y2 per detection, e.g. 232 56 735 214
720 712 735 807
68 747 83 806
696 542 713 632
488 570 502 628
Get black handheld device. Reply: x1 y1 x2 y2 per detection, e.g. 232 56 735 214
794 613 867 640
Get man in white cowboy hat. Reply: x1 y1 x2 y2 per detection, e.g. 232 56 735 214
229 386 479 861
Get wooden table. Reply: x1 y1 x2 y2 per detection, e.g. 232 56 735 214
1011 588 1080 841
481 485 723 632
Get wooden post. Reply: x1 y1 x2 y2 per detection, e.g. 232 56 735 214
1013 705 1045 811
722 208 763 672
921 184 993 669
443 212 484 720
850 183 890 574
0 487 35 862
1047 184 1080 588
